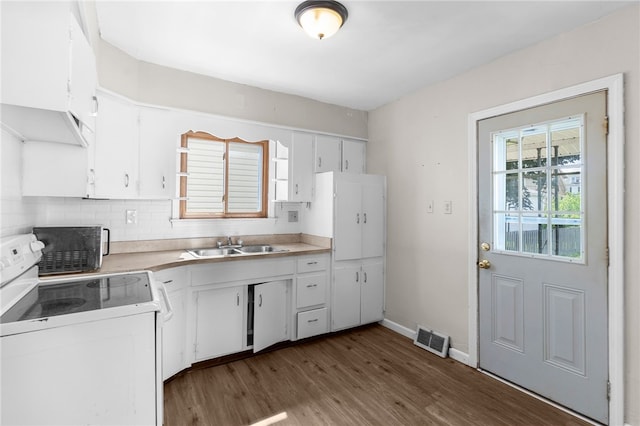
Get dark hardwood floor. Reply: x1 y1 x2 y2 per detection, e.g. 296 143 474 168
164 324 589 425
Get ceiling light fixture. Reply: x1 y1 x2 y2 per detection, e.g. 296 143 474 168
294 0 348 40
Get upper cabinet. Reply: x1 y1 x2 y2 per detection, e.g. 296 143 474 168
91 92 139 199
273 132 314 202
341 139 365 174
314 136 366 174
315 135 342 173
0 2 97 147
138 107 179 199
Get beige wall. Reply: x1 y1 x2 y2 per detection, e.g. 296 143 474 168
368 5 639 424
94 40 368 139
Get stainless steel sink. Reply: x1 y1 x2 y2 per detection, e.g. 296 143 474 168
187 245 288 258
235 245 288 254
187 247 239 258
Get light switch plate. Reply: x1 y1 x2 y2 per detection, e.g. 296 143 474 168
443 201 452 214
288 210 298 222
427 200 434 213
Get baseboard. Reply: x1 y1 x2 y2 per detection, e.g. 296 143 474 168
380 319 470 366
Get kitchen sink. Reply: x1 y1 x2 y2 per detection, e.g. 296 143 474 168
187 245 288 258
187 247 240 258
235 245 284 254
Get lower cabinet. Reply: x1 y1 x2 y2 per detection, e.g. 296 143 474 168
332 259 384 331
252 280 289 352
194 286 244 361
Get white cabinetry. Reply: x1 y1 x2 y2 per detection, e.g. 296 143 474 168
91 92 139 199
253 281 289 352
138 106 179 199
1 2 97 146
334 176 385 261
194 286 244 361
314 136 366 174
303 172 386 332
332 259 384 331
315 135 342 173
294 255 329 340
341 139 365 174
154 267 188 381
273 132 313 202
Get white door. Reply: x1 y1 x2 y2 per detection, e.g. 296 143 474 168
291 133 314 201
360 261 384 324
315 135 341 173
335 180 362 260
332 263 361 330
138 106 178 199
253 280 288 352
361 182 385 258
194 286 243 360
478 92 608 424
342 139 365 173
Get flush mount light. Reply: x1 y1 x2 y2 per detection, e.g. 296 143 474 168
295 0 348 40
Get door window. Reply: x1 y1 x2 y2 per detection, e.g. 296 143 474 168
492 116 584 261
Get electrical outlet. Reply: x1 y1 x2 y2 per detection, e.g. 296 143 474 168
443 201 452 214
126 209 138 224
288 210 298 222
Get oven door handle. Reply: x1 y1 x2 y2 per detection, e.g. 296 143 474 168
158 282 174 322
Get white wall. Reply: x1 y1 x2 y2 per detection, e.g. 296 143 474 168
367 5 639 424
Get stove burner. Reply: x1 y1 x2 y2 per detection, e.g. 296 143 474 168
38 297 86 317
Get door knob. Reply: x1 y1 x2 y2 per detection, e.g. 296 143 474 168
478 259 491 269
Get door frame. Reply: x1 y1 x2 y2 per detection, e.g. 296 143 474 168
467 74 624 424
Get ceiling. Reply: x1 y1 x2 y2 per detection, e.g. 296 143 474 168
95 1 633 111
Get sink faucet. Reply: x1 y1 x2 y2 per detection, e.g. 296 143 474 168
227 236 233 246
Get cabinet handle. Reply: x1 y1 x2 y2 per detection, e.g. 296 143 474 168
318 157 322 168
259 294 263 307
162 175 166 189
364 213 367 224
306 261 318 265
356 271 359 282
364 272 367 283
306 283 318 288
307 318 319 323
295 183 299 195
162 280 173 284
345 159 349 170
356 213 360 224
236 293 240 306
124 173 129 188
91 95 98 117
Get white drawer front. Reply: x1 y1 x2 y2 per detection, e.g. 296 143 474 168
296 274 326 308
297 308 328 339
296 256 328 273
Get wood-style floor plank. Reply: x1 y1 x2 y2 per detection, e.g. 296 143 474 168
164 324 589 426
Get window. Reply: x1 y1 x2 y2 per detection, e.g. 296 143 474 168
492 116 584 260
180 131 269 219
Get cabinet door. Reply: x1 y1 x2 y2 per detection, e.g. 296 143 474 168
334 180 362 260
342 139 365 174
315 135 341 173
138 106 178 199
361 182 385 258
332 264 362 331
361 261 384 324
194 286 243 361
290 132 313 202
68 15 97 132
162 289 185 380
93 93 139 199
253 280 288 353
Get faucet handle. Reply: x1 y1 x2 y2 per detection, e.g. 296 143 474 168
216 241 222 248
237 239 244 247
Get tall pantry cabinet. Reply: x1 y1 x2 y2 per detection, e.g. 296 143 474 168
304 172 386 332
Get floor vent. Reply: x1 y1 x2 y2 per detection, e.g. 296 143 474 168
414 326 450 358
